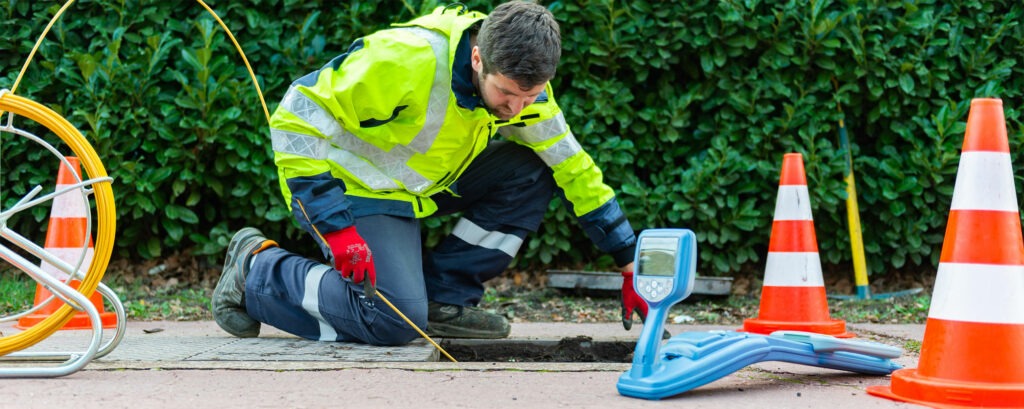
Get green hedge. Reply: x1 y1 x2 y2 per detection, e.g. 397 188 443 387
2 0 1022 279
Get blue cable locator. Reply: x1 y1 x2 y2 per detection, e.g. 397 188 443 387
616 229 903 400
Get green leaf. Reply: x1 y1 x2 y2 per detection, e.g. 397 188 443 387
899 73 915 94
162 218 184 241
143 237 162 259
889 201 907 217
165 205 200 224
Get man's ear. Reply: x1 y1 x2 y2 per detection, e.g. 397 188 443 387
471 46 483 74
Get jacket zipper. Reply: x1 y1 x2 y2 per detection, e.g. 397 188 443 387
441 121 490 190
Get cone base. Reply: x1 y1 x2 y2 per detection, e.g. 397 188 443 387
867 367 1024 409
15 310 118 330
15 280 118 330
741 317 854 338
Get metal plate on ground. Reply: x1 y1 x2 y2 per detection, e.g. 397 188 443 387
546 270 732 297
190 337 438 362
2 325 439 363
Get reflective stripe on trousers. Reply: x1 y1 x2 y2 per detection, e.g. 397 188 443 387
244 215 428 346
425 141 555 305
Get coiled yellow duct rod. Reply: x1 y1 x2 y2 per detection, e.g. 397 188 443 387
0 92 116 356
2 0 455 362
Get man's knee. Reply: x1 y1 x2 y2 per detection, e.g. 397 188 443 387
368 325 419 346
363 301 427 346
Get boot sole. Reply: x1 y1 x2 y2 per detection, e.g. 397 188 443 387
212 228 264 338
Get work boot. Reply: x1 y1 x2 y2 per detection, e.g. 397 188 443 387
212 227 275 338
426 301 510 339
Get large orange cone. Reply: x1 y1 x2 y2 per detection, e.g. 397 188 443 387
742 153 853 338
16 157 117 330
868 98 1024 407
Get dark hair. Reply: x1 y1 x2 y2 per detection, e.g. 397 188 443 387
477 1 561 88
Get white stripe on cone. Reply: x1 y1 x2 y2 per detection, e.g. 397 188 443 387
951 152 1018 211
930 262 1024 325
40 247 94 281
49 189 90 218
762 252 825 287
773 185 813 221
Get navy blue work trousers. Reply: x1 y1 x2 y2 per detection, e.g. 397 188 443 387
244 141 554 345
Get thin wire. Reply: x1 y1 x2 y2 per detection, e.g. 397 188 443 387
194 0 270 125
9 1 76 95
377 292 458 362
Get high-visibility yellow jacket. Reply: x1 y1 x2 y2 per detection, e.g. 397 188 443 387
269 5 636 265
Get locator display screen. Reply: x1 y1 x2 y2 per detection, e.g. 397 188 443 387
637 236 679 277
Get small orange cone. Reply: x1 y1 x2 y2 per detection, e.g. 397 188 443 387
741 153 853 338
867 98 1024 407
16 157 117 330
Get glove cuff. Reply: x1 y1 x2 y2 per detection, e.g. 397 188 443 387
324 225 359 250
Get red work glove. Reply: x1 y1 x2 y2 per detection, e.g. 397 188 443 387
324 226 377 295
621 271 649 331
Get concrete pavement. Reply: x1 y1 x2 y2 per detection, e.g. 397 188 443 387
0 320 926 408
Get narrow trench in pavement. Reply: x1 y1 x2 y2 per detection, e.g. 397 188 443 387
440 336 635 363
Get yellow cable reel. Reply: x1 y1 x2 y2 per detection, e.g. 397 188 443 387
0 92 117 356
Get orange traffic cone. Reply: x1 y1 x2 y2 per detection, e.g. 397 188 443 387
868 98 1024 407
15 157 117 330
741 153 853 338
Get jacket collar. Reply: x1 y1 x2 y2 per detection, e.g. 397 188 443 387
452 31 485 110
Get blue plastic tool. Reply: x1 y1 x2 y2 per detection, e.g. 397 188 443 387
616 229 903 400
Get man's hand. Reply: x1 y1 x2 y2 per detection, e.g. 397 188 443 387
620 270 649 331
324 226 377 295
